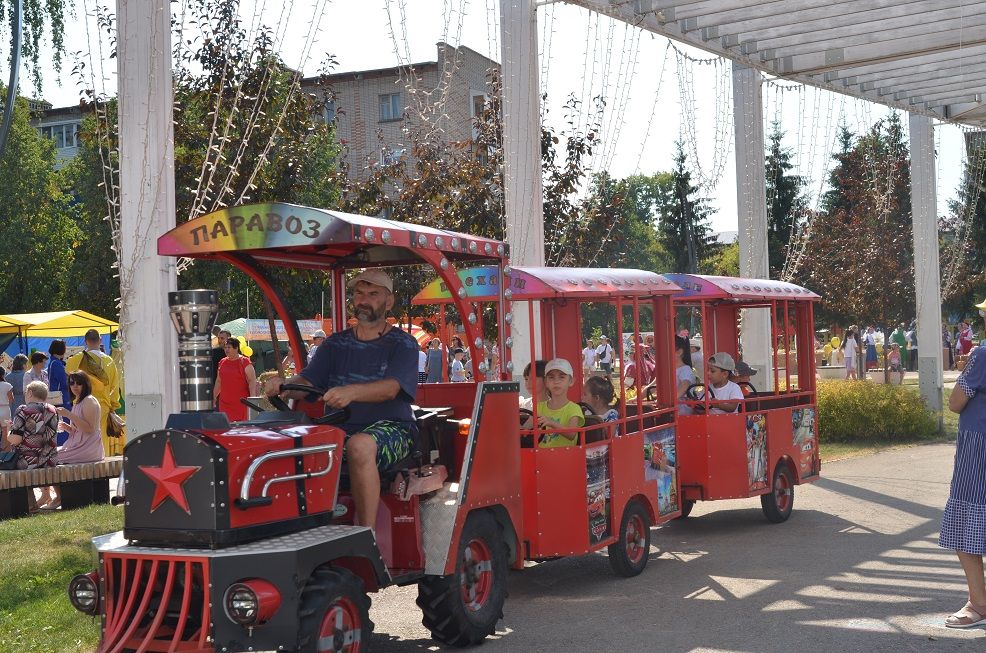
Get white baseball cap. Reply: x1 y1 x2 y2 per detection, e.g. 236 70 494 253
708 351 736 372
347 269 394 292
545 358 574 377
310 329 326 339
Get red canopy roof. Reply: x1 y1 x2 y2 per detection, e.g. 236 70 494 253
157 203 508 269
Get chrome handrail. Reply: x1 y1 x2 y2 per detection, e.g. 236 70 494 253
239 443 338 502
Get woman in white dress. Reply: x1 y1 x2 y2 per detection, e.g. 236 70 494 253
840 328 859 380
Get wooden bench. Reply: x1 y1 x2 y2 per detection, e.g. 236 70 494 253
0 456 123 519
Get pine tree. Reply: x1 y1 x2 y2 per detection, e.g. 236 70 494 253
654 142 718 274
764 121 808 277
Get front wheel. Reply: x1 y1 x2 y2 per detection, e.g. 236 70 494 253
297 567 372 653
608 500 651 577
417 510 508 647
761 463 794 523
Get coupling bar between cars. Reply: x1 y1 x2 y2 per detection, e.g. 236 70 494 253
236 443 338 509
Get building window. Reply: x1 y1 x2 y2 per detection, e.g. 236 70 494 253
472 93 486 118
380 147 406 166
323 100 336 123
379 93 402 122
40 123 79 149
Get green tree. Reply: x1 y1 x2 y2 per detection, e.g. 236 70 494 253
941 135 986 317
0 0 70 93
765 121 808 277
0 93 80 311
64 0 344 321
654 141 718 274
800 114 914 326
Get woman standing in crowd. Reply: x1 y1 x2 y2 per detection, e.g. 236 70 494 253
214 337 258 421
8 381 59 511
839 328 859 380
47 340 69 444
0 368 12 445
7 354 28 414
941 298 986 628
23 351 49 389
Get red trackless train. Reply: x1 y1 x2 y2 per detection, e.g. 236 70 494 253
68 203 821 652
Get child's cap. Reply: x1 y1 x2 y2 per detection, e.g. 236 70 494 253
545 358 574 377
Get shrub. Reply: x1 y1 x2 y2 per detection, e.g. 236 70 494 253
816 381 940 442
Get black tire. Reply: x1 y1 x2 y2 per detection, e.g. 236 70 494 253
417 510 508 647
297 567 373 653
761 462 794 524
675 499 695 519
608 500 651 577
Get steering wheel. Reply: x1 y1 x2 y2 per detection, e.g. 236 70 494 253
239 397 267 413
684 383 706 401
280 382 327 403
519 407 534 426
684 383 707 414
737 381 758 396
644 385 657 402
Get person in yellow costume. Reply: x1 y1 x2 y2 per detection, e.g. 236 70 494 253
66 329 122 456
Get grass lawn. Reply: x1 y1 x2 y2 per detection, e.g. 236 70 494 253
0 504 123 653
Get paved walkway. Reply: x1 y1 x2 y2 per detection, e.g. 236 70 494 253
369 443 983 652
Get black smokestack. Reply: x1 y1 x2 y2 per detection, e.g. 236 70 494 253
168 289 220 412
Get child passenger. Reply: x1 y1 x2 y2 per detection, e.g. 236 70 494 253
536 358 585 448
582 375 618 423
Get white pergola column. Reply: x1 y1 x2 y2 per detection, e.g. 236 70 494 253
908 113 943 415
500 0 544 378
117 0 180 435
732 63 772 388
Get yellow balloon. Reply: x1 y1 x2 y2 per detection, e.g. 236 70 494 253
830 336 840 348
241 343 254 357
823 344 832 357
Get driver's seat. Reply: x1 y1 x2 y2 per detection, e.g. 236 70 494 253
337 407 443 491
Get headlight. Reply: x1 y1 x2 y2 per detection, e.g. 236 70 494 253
68 572 100 615
223 579 281 626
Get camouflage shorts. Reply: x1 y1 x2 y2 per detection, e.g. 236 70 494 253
343 421 413 471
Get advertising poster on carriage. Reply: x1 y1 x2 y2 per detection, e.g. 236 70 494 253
586 445 611 544
746 414 769 491
644 428 679 516
792 408 819 477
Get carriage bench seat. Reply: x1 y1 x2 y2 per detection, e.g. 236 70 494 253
0 456 123 519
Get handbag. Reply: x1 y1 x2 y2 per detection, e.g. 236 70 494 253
107 412 125 438
0 450 18 471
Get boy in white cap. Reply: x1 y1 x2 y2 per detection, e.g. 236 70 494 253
704 352 744 414
308 329 326 364
536 358 585 448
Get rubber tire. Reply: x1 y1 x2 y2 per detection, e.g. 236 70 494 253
675 499 695 519
761 463 794 524
417 510 508 647
297 567 373 653
608 500 651 577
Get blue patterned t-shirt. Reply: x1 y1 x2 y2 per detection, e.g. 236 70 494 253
301 327 419 429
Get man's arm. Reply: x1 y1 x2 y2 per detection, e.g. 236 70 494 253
322 378 400 409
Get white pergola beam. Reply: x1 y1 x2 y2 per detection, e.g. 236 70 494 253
755 13 986 60
855 63 986 89
726 0 979 49
773 27 986 75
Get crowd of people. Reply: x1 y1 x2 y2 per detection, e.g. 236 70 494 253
0 329 120 513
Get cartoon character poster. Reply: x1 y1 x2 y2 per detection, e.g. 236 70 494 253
792 408 819 477
746 414 769 492
586 445 611 544
643 428 679 516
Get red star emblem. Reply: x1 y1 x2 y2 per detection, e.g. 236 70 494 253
138 441 201 514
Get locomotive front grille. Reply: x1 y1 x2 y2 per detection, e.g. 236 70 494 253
100 554 212 653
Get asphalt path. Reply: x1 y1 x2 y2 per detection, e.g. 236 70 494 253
367 442 985 652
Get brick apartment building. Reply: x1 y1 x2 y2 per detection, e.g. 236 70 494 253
301 42 499 180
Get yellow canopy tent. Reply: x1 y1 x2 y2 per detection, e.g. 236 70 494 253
0 310 119 355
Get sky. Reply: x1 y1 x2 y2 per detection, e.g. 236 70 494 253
22 0 971 234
